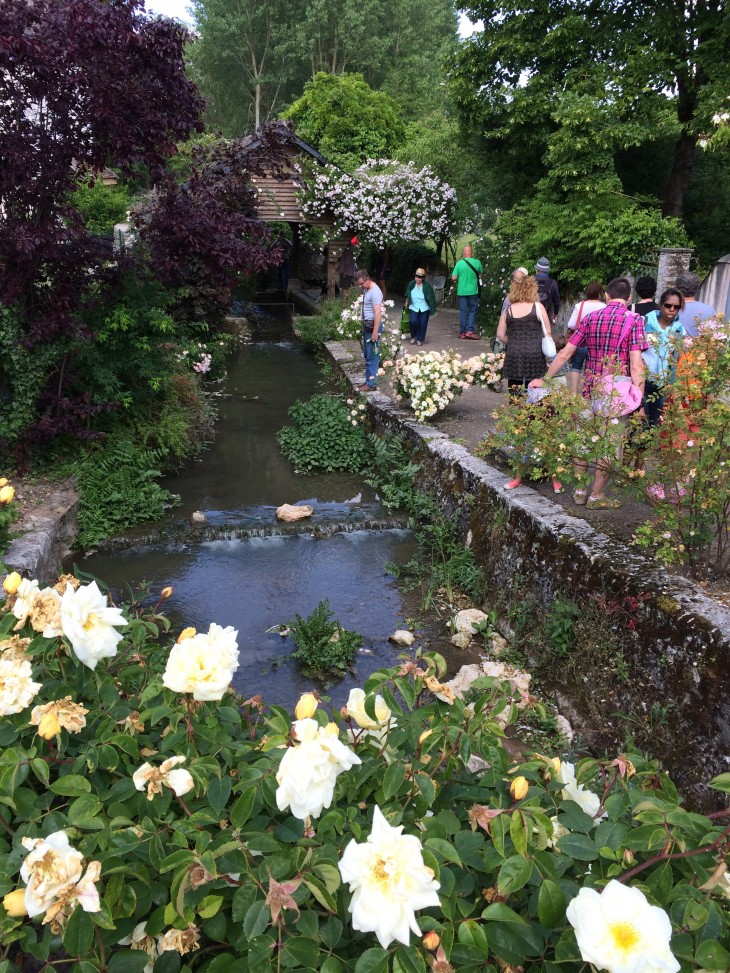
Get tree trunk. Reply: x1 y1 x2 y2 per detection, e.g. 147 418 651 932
254 82 261 130
661 129 697 218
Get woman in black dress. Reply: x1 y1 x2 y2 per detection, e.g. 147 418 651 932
495 275 561 492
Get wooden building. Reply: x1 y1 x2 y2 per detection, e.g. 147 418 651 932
250 132 351 299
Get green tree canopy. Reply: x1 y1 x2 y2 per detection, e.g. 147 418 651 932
281 73 404 170
449 0 730 219
189 0 457 135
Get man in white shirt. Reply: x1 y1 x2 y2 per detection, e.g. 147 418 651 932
355 269 383 391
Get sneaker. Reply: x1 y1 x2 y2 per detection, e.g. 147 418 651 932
573 490 588 506
410 338 416 345
503 478 523 490
356 384 376 392
416 340 423 346
586 496 622 509
464 332 480 340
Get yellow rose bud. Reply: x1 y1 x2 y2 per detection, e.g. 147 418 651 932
177 627 196 643
0 477 7 487
3 571 22 595
419 728 433 744
3 889 27 917
295 692 318 720
422 932 441 951
0 485 15 504
160 586 174 600
510 776 529 801
37 711 62 740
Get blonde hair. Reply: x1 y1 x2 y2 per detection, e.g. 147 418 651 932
415 267 426 278
508 274 539 304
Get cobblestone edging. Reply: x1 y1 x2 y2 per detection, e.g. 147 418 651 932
325 340 730 808
3 482 80 584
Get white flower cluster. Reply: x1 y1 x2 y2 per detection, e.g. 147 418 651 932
192 353 212 374
390 351 504 422
346 398 368 425
301 159 457 248
19 831 101 927
337 295 402 362
162 623 239 701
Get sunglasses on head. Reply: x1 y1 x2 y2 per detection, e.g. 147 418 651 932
663 302 680 309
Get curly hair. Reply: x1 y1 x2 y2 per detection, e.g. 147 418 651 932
508 275 539 304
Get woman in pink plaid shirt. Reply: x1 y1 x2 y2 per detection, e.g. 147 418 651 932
529 278 648 509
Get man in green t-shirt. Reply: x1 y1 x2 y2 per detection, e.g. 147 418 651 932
451 245 483 339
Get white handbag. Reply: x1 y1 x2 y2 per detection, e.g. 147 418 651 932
538 305 557 358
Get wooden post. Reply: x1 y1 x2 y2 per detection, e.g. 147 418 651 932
327 242 337 300
291 223 301 278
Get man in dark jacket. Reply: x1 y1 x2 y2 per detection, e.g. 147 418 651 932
535 257 561 326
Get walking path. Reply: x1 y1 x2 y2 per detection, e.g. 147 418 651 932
337 303 667 553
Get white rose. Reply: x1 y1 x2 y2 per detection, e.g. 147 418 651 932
566 880 679 973
558 761 605 822
0 656 42 716
60 581 127 669
345 688 392 730
339 806 441 948
163 623 239 701
133 755 195 800
21 831 84 918
276 718 361 820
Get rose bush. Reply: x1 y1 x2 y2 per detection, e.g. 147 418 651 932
1 573 729 972
391 351 505 422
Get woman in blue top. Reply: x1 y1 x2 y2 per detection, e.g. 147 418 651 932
642 287 687 426
404 268 437 346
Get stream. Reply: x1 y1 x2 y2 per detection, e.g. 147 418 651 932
76 305 472 705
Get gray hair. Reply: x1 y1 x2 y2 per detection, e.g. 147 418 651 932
675 271 700 296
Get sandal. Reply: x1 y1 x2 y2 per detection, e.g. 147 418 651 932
586 496 622 509
503 478 523 490
573 490 588 506
464 332 480 340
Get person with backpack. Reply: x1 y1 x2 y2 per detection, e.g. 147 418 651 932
451 245 483 340
535 257 561 326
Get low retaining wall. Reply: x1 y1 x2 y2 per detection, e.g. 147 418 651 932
4 482 80 583
325 340 730 808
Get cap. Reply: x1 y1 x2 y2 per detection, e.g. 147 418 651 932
535 257 550 272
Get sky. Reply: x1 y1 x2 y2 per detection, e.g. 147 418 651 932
145 0 482 36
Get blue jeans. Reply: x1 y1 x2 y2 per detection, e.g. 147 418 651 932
362 323 382 387
458 295 479 334
409 309 430 343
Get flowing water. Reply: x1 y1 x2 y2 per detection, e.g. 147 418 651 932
76 304 457 705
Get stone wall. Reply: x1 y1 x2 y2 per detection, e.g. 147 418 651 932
3 483 80 584
325 341 730 808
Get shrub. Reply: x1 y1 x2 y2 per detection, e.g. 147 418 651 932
289 599 363 679
70 180 132 235
277 395 369 473
74 439 177 547
1 574 729 972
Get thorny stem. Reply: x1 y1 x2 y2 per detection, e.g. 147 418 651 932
618 821 730 884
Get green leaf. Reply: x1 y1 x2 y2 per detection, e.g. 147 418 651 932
392 946 427 973
382 762 405 800
108 951 151 973
456 920 489 956
355 947 389 973
243 899 270 940
314 863 341 894
321 957 345 973
303 876 337 912
63 907 94 958
160 850 195 873
50 775 92 796
30 758 50 786
709 772 730 794
555 832 598 861
415 773 436 806
424 838 462 866
282 937 320 968
208 775 232 815
230 788 256 829
696 940 730 970
68 795 104 830
153 951 181 973
509 810 528 858
497 855 532 897
197 895 223 918
481 903 544 963
537 880 566 929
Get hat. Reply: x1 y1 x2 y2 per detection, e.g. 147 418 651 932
535 257 550 272
516 267 529 276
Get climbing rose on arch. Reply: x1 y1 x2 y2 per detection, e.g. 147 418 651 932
300 159 457 248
